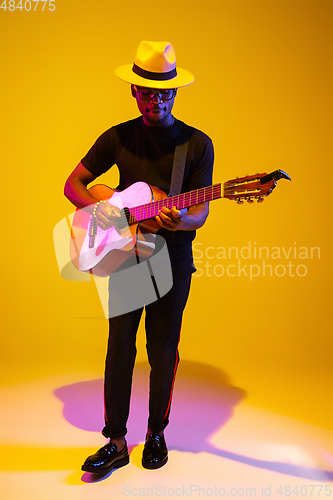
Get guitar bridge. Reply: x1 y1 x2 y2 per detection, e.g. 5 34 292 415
89 215 97 248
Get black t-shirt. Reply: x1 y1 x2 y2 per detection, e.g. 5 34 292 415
81 116 214 277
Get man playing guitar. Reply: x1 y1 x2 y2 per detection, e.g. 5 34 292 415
64 40 214 472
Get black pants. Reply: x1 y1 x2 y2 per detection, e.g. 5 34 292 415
102 275 191 439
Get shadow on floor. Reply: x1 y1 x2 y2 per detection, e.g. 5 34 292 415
54 360 333 481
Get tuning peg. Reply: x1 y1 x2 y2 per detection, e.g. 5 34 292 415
246 197 254 204
236 198 244 205
256 196 265 203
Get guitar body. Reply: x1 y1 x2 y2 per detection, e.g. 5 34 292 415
70 182 167 277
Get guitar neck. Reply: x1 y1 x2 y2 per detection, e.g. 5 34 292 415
128 183 223 224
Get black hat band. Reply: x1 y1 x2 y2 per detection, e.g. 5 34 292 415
132 63 177 81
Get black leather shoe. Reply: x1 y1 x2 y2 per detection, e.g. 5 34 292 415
142 433 168 469
82 440 129 474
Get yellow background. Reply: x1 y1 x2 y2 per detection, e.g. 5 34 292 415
1 0 332 433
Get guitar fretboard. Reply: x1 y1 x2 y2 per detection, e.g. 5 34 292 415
128 183 222 225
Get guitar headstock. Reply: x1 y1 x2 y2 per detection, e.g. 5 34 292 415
223 169 291 204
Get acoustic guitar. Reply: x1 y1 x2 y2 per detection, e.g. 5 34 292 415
70 169 290 277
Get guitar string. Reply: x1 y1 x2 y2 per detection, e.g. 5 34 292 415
127 184 222 225
96 178 261 229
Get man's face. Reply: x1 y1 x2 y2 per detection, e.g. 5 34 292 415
132 85 177 127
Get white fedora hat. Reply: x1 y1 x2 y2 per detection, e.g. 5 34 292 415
115 41 195 89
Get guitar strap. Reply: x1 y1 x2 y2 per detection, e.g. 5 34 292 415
168 121 189 197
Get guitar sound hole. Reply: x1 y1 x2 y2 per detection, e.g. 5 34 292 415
117 207 131 229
